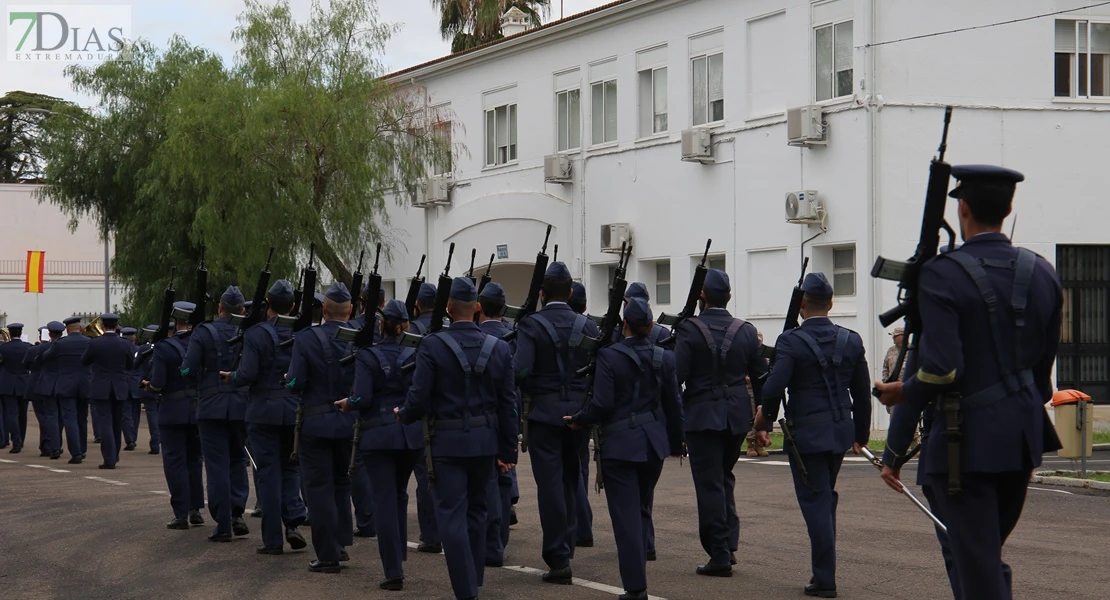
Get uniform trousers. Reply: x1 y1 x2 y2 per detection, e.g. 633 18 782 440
144 400 161 451
2 395 25 449
414 460 440 545
576 438 594 542
528 421 588 569
921 482 962 599
365 448 420 580
787 451 844 590
57 396 84 457
76 397 89 454
198 418 250 534
351 456 375 535
431 455 495 600
159 423 204 519
248 423 306 548
35 397 60 453
92 397 124 465
122 399 138 445
300 435 354 562
686 430 745 565
485 463 510 562
928 471 1029 600
601 456 664 594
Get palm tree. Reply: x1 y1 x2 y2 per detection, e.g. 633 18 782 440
431 0 551 53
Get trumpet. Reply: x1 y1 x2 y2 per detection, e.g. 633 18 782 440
83 317 105 338
0 327 10 342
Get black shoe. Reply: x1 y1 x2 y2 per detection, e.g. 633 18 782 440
542 567 572 585
379 578 404 591
124 443 136 451
166 518 189 530
233 517 249 536
339 550 350 562
189 510 205 525
249 508 263 518
417 542 442 554
730 551 737 565
68 455 83 464
208 531 233 543
149 448 160 455
303 516 311 526
98 463 115 469
486 558 504 567
308 559 341 573
576 538 593 548
696 563 733 577
9 447 20 454
50 450 63 459
94 438 101 444
510 506 518 525
257 546 283 555
646 549 656 561
286 527 307 550
619 592 648 600
354 528 377 538
804 584 837 598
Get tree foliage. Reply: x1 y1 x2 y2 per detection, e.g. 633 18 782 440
39 0 452 326
0 90 66 182
431 0 550 53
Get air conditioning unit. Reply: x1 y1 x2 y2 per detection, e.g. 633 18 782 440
681 127 713 163
427 173 454 204
544 154 572 183
785 190 827 230
600 223 631 253
786 105 827 147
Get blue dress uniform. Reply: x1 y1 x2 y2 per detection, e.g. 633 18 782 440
132 328 160 454
25 328 57 456
348 284 383 540
762 272 871 596
119 327 140 450
398 277 519 600
409 281 443 551
285 282 358 572
476 283 515 565
149 303 206 528
673 269 767 574
228 280 308 554
568 298 685 600
81 314 134 468
881 166 1063 600
183 286 252 541
347 299 421 589
41 319 90 460
568 281 592 545
0 325 32 452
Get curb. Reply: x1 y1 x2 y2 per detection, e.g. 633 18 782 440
1031 471 1110 491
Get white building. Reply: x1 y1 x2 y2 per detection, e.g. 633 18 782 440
0 183 126 337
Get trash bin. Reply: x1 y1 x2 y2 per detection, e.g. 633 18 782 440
1051 389 1093 459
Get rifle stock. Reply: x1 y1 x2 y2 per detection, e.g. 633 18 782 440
153 268 177 345
477 254 494 297
349 249 365 319
228 247 274 346
400 245 455 374
405 255 427 321
292 243 318 333
339 243 382 366
188 246 208 327
757 257 810 367
467 248 477 284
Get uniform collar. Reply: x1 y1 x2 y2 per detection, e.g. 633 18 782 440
961 232 1010 246
701 307 731 317
449 321 480 331
542 302 570 310
802 315 831 325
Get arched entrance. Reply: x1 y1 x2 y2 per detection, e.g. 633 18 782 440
472 262 535 307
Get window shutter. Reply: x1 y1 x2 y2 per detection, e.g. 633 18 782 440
692 56 708 125
568 90 581 149
1057 20 1078 52
604 80 618 141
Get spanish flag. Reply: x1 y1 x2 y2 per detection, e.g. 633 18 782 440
25 251 44 293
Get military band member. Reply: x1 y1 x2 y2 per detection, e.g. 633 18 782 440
566 297 685 600
674 268 766 576
874 165 1064 600
0 323 32 453
396 276 519 600
409 280 444 553
514 262 599 584
336 299 419 590
26 323 59 457
223 279 308 555
119 327 140 451
41 317 88 461
756 272 871 598
285 282 358 573
147 305 206 529
81 313 135 469
475 282 514 566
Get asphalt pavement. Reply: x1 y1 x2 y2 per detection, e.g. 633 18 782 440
2 420 1108 600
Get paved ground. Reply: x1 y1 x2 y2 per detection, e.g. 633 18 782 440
2 420 1108 600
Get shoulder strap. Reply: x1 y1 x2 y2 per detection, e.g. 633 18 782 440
832 327 849 367
311 327 343 397
259 322 280 348
369 347 390 377
792 329 828 368
530 313 572 400
200 323 224 366
941 250 1018 391
474 335 498 375
719 319 745 364
166 337 186 360
569 314 589 349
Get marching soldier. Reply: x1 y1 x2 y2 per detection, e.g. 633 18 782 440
183 286 251 542
119 327 140 452
222 279 307 555
756 272 871 598
81 313 135 469
0 323 32 453
349 283 382 540
335 299 420 590
874 165 1063 600
131 326 161 455
567 281 592 547
617 283 670 345
409 280 444 552
285 282 358 573
565 298 685 600
673 268 767 576
514 262 599 584
396 276 519 600
41 317 89 461
475 282 514 566
146 305 206 529
26 323 59 457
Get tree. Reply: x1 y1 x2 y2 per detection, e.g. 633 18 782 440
431 0 550 53
0 90 66 183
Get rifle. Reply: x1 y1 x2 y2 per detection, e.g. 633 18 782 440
227 247 275 346
404 255 427 321
467 248 477 284
758 257 810 366
779 418 809 488
871 106 955 397
502 225 553 340
280 245 318 350
658 239 712 344
477 254 494 297
140 268 177 358
349 249 366 320
338 244 382 366
188 246 208 327
397 244 456 376
553 244 558 263
291 270 305 319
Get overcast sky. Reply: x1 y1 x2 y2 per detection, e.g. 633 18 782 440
1 0 610 106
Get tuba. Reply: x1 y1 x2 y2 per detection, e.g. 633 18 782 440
83 317 105 338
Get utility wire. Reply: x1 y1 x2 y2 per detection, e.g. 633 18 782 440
863 1 1110 48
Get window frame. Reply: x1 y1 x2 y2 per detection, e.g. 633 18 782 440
831 245 856 297
1055 18 1110 100
655 260 672 305
638 66 669 137
691 50 725 126
590 78 618 146
484 103 518 168
555 87 582 153
430 120 453 176
814 18 854 103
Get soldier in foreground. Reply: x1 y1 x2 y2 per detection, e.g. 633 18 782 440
81 313 135 469
41 317 89 461
475 281 514 566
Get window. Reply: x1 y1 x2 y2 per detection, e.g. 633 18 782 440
655 261 671 305
556 89 581 151
591 79 617 144
832 246 855 296
484 103 517 166
383 281 396 301
431 121 452 175
709 257 726 272
637 67 668 136
692 52 724 125
1055 19 1110 98
1057 245 1110 403
815 20 854 102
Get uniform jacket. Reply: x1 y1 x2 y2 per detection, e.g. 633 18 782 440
351 339 421 451
40 332 90 398
149 332 196 425
674 308 767 434
182 317 248 420
398 322 519 464
130 343 155 401
285 320 356 439
231 318 298 426
0 339 32 397
410 312 448 335
571 337 685 462
761 316 871 454
81 331 134 401
612 322 670 346
514 302 600 425
24 343 47 399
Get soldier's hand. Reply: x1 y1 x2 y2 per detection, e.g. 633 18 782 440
852 442 866 456
756 430 771 448
497 459 514 473
753 406 766 430
874 380 904 407
335 398 349 412
393 406 402 422
219 371 232 383
140 380 150 391
880 465 903 493
563 415 581 430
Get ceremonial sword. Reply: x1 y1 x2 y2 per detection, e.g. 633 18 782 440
860 447 947 533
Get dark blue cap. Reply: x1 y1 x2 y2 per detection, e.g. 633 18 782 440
545 261 572 280
479 281 506 304
221 285 245 306
171 301 195 320
801 272 834 297
418 282 437 305
625 282 649 301
382 299 409 322
703 269 730 295
570 281 586 304
623 297 653 327
268 279 294 301
101 312 119 322
8 322 23 329
313 292 325 305
47 321 65 333
325 281 351 303
145 324 158 331
450 276 478 302
62 316 82 326
949 165 1024 199
243 300 253 309
120 327 136 335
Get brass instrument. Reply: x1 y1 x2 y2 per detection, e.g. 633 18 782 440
0 327 10 342
83 317 105 337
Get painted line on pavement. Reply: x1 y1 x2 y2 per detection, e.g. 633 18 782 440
149 490 169 495
0 458 18 463
49 468 70 473
85 476 128 486
1028 487 1075 495
26 464 50 469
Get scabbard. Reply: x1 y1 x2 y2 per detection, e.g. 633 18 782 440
521 395 531 452
592 426 604 493
942 393 962 496
347 419 363 476
290 402 304 464
422 417 435 482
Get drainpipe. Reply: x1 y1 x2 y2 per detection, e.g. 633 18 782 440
866 0 884 430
